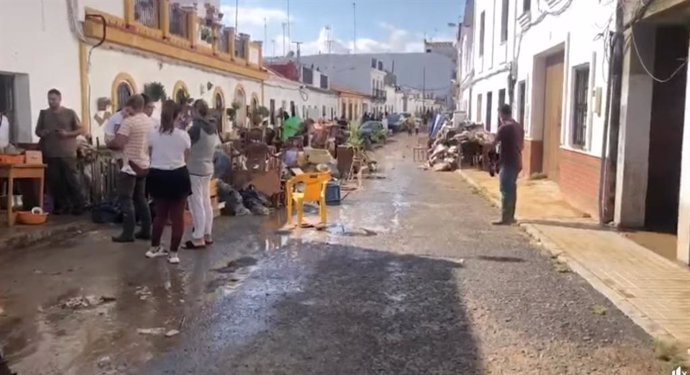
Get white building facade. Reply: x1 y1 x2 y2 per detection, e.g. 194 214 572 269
1 0 266 145
458 0 615 221
300 53 455 113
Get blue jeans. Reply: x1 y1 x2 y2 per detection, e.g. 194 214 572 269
499 164 519 222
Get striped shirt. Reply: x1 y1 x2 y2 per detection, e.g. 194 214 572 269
117 113 153 174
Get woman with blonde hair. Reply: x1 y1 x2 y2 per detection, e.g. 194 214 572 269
145 100 192 264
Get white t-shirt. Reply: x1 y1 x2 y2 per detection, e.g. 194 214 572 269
104 111 125 160
0 115 10 149
149 128 191 170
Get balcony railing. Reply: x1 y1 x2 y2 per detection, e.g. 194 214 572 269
372 88 386 101
134 0 159 28
169 4 188 38
235 36 247 59
219 28 230 53
84 1 265 75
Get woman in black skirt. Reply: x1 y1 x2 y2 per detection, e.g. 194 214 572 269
145 100 192 264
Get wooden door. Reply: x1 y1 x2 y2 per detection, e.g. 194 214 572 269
542 53 564 181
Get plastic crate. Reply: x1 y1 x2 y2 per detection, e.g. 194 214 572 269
0 154 25 165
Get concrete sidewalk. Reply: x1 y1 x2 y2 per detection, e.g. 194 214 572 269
0 215 98 252
459 168 690 348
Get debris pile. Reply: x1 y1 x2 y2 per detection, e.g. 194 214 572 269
423 120 496 172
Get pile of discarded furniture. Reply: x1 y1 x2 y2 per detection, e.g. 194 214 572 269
422 120 496 172
213 117 374 226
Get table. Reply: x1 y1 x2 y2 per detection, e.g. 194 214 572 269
0 164 46 226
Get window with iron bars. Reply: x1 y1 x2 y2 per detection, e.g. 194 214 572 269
135 0 160 29
572 66 590 148
219 28 230 53
169 5 188 38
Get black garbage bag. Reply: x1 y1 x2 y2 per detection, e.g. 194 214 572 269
218 181 250 216
91 202 122 224
240 186 271 216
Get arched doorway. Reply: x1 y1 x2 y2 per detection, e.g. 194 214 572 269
116 82 133 111
233 84 247 127
213 87 225 133
250 94 259 113
111 73 137 111
172 81 189 105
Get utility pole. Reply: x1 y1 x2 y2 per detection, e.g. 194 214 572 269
422 66 426 113
325 25 332 54
282 22 287 55
271 39 276 57
287 0 291 41
352 1 357 54
263 18 267 57
292 41 302 61
601 0 625 223
234 0 239 32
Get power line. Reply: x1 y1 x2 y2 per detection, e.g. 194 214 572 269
631 26 687 83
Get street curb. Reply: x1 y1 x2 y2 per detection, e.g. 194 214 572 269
457 169 501 207
0 220 99 252
456 169 684 347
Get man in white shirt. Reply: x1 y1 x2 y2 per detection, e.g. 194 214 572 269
107 95 154 242
0 109 10 150
104 106 132 168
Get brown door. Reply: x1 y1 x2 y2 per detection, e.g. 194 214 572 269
542 53 564 181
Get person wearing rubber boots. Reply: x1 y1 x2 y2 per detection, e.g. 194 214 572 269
491 104 524 225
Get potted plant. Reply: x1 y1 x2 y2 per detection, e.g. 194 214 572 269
143 82 167 102
250 112 263 127
225 101 241 131
200 26 214 43
250 105 270 127
347 121 364 151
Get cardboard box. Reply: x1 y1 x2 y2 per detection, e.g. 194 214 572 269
211 196 221 218
209 178 218 198
24 151 43 165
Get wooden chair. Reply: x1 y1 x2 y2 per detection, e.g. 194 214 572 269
286 172 331 227
413 146 428 162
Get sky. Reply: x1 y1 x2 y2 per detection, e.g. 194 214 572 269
220 0 464 57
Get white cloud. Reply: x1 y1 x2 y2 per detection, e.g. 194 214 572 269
295 23 452 56
220 5 288 31
222 4 453 57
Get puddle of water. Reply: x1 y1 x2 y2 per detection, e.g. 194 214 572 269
325 224 378 237
212 257 258 274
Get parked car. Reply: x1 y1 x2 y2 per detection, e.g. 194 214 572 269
359 120 386 147
386 113 404 132
360 120 385 136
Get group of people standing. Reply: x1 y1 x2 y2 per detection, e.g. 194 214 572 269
113 95 220 263
106 94 220 264
35 89 220 265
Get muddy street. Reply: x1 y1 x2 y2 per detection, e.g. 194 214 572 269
0 136 664 374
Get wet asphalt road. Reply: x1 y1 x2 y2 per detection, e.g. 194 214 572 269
0 136 665 374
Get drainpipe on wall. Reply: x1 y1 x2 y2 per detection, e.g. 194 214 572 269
598 35 614 223
598 1 625 224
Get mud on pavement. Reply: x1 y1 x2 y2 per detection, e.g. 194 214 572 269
0 136 672 374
